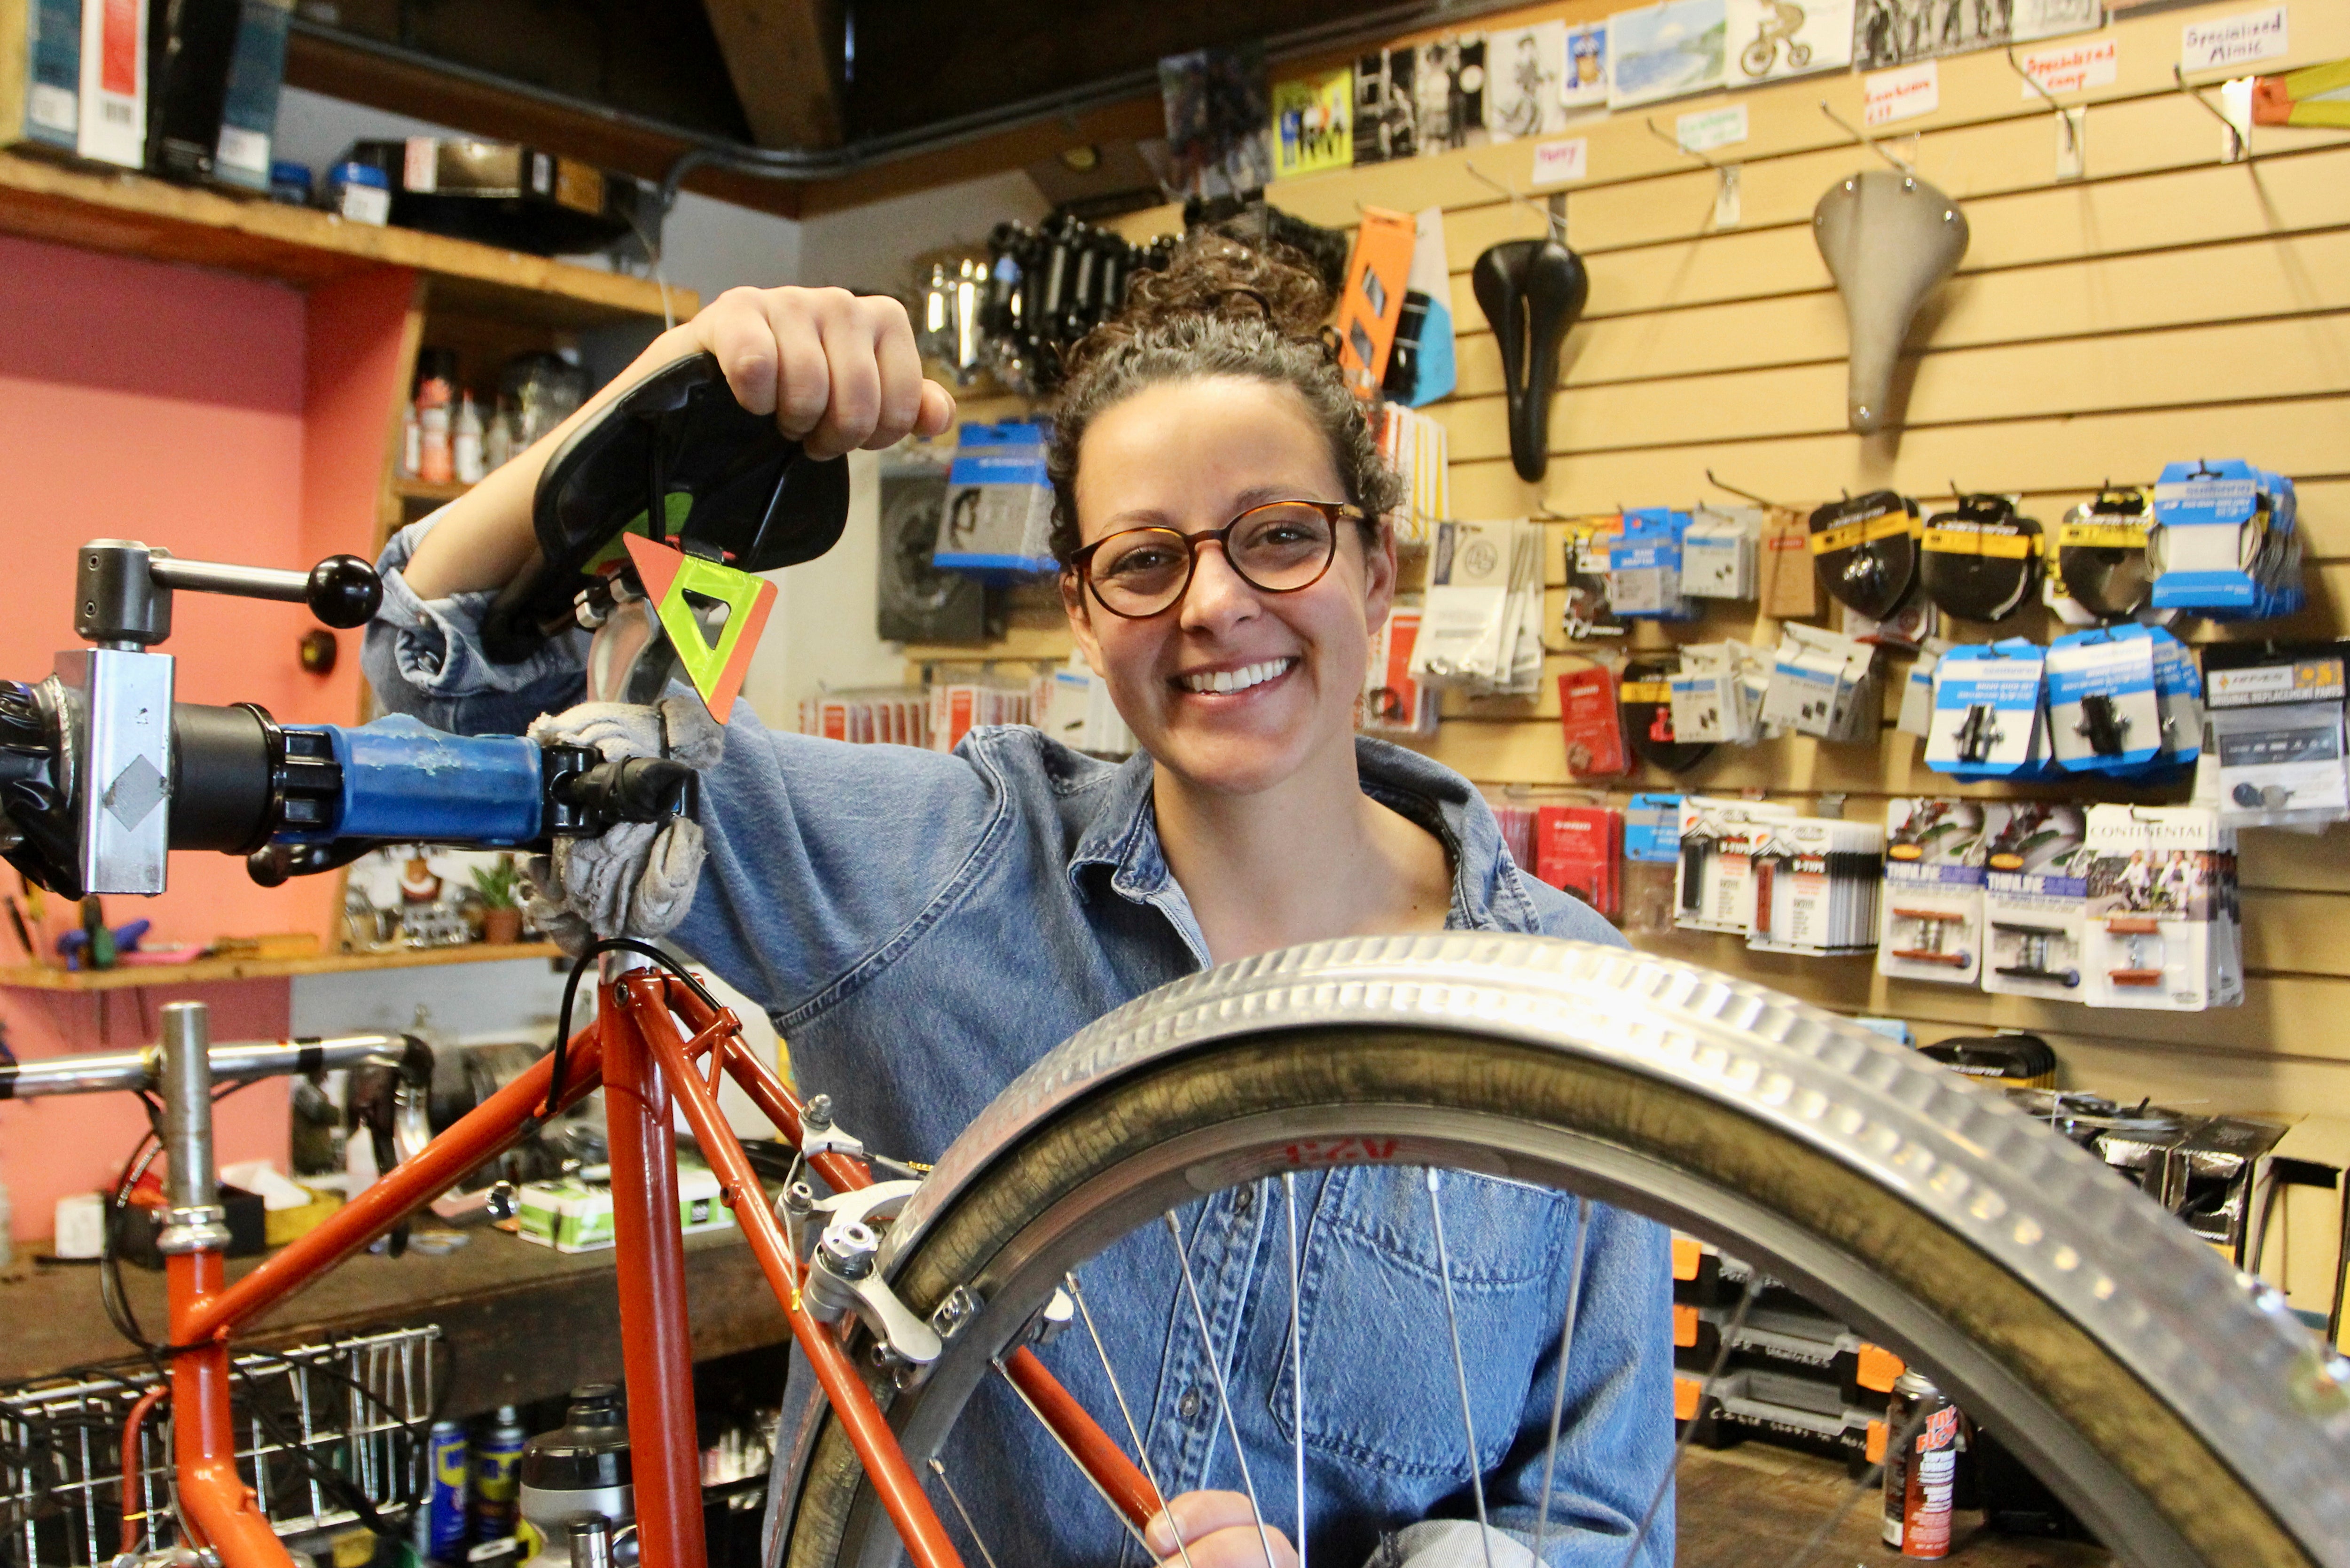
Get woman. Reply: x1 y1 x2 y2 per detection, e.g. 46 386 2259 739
366 238 1670 1568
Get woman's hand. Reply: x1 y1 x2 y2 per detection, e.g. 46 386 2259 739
400 285 955 599
693 285 956 460
1146 1492 1300 1568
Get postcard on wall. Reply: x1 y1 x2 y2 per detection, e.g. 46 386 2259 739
1563 21 1610 109
1159 45 1273 200
1354 46 1417 164
1609 0 1729 110
1726 0 1855 86
1488 21 1570 139
1854 0 2011 71
1409 34 1490 152
1270 65 1353 179
2012 0 2106 44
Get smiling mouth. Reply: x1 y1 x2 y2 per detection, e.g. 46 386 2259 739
1175 657 1299 696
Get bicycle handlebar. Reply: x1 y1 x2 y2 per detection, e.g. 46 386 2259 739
0 1032 421 1100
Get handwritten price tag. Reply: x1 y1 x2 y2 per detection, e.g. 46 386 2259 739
1529 136 1588 187
1864 61 1938 127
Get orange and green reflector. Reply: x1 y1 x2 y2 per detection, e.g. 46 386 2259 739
623 533 776 719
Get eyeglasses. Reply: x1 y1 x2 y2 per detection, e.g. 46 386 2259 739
1069 500 1363 619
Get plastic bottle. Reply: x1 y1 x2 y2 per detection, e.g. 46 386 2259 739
453 395 486 485
415 349 457 486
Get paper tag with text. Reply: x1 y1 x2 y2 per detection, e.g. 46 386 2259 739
1864 62 1938 127
1676 103 1748 154
2181 6 2287 73
1530 136 1588 187
2019 37 2118 96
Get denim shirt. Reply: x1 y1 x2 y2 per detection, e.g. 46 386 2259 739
363 518 1673 1568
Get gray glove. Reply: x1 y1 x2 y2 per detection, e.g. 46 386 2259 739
523 695 724 952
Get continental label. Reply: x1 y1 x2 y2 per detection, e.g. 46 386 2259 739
1923 526 2036 559
1619 680 1673 704
1810 510 1916 554
2059 520 2148 549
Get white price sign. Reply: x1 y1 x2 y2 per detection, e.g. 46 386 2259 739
2018 37 2118 96
2182 6 2287 72
1676 103 1748 154
1864 61 1939 127
1529 136 1588 187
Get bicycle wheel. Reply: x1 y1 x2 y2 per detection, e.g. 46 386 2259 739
779 935 2350 1568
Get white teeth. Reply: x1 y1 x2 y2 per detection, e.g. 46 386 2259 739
1183 659 1291 694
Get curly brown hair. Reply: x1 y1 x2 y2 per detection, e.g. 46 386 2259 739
1043 231 1403 569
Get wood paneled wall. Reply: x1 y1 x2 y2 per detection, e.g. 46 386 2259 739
925 2 2350 1139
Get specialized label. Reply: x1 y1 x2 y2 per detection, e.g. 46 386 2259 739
2017 37 2117 96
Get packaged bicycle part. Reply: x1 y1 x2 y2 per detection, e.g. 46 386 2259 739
1840 590 1939 651
1926 641 2048 778
1607 508 1698 619
2148 460 2304 620
2080 804 2240 1011
1982 803 2092 1000
1413 519 1545 695
1334 205 1417 401
2046 625 2161 776
1878 799 1987 986
1682 506 1761 599
516 1159 734 1252
1559 515 1624 640
1748 816 1884 957
346 138 647 255
2051 488 2157 623
1809 491 1920 621
1622 655 1715 774
1758 507 1820 619
1362 597 1440 738
1917 1032 2058 1089
933 421 1055 579
1621 791 1683 936
1761 624 1876 742
1920 493 2043 623
2193 643 2349 830
1896 639 1949 739
1670 640 1762 746
1533 804 1623 919
1557 663 1630 777
1674 795 1800 936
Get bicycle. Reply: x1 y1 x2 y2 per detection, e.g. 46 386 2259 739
1739 1 1812 79
2 354 2345 1568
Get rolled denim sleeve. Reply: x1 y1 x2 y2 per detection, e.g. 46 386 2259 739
1481 1203 1677 1568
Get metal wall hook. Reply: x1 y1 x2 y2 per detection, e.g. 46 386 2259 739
2173 65 2254 164
1645 116 1720 168
1464 160 1569 243
2008 46 2086 179
1704 468 1783 509
1818 99 1918 177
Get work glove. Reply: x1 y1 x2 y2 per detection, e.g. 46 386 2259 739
523 695 723 951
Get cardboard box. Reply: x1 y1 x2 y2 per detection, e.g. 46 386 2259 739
517 1162 734 1254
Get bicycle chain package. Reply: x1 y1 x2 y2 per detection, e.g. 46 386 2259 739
2193 641 2350 830
1982 804 2092 999
1807 490 1919 620
1878 799 1988 987
2080 804 2242 1011
482 351 849 665
1470 234 1587 481
1619 654 1714 773
1926 640 2050 778
1812 171 1968 433
1918 493 2042 623
2148 459 2305 620
2048 487 2158 624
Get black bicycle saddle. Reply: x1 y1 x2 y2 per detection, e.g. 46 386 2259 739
481 351 850 663
1472 238 1587 483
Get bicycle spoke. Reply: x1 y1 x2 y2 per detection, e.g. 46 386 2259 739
1282 1172 1306 1568
1422 1170 1496 1568
1064 1272 1198 1568
1613 1271 1764 1568
1531 1196 1594 1565
1163 1208 1281 1568
926 1457 1004 1568
989 1357 1155 1557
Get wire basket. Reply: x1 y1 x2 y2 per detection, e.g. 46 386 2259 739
1 1326 445 1568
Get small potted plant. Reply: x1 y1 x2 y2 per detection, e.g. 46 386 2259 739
470 853 525 946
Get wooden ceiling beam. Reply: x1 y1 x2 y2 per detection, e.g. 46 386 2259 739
702 0 846 151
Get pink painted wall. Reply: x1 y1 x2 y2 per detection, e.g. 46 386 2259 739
0 234 412 1243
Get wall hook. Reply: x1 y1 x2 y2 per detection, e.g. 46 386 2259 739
1647 117 1742 227
1818 99 1918 177
1704 468 1783 509
2008 46 2086 179
1464 160 1569 243
1645 116 1720 167
2173 65 2254 164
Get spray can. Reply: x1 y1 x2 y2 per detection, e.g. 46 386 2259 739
426 1419 470 1562
471 1405 529 1543
1882 1369 1963 1558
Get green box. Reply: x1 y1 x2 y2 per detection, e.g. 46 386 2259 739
515 1161 732 1254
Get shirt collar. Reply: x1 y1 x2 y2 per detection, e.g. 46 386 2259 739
1065 738 1529 933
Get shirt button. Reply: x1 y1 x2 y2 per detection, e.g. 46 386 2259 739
1178 1388 1204 1420
1231 1186 1253 1215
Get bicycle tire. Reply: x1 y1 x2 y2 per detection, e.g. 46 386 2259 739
779 935 2350 1568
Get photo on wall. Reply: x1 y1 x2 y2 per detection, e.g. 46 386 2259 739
1854 0 2012 70
1488 22 1569 139
1354 46 1417 165
1411 35 1489 152
1563 21 1610 109
1270 65 1354 179
1159 44 1274 199
2012 0 2106 42
1727 0 1856 85
1609 0 1730 109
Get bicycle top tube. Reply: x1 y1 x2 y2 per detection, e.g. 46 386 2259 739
0 1033 415 1100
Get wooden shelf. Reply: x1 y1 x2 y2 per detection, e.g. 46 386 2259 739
0 941 564 992
394 476 474 504
0 150 691 328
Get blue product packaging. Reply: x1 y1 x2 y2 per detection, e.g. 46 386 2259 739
2045 625 2160 775
2147 626 2202 771
1925 640 2046 778
1606 508 1697 619
19 0 81 148
426 1420 469 1561
934 421 1056 579
212 0 293 193
1623 793 1684 862
2150 460 2304 619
